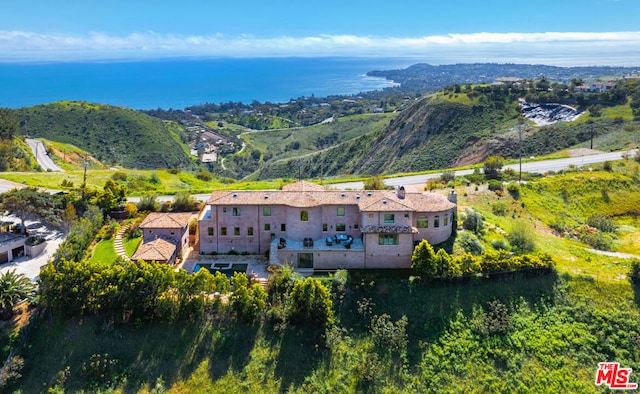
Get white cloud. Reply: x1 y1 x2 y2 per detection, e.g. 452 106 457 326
1 30 640 64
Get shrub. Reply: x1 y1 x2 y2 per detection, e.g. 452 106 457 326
456 231 484 255
629 259 640 282
488 179 503 192
586 214 617 233
462 209 484 234
148 173 161 184
364 175 385 190
196 171 213 181
288 277 334 327
506 182 520 199
490 239 509 250
467 168 484 184
603 161 613 172
440 171 455 183
492 201 507 216
136 194 159 212
172 192 197 212
111 171 128 181
508 220 536 254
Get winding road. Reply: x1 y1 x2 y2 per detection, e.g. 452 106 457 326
330 149 639 190
26 139 64 172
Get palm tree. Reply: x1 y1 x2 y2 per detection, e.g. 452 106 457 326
0 270 35 320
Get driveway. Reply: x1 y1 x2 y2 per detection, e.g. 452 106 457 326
0 214 65 282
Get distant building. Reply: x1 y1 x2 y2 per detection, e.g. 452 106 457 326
494 77 525 86
197 181 457 270
0 233 26 264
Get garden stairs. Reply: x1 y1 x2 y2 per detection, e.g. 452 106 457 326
114 224 131 261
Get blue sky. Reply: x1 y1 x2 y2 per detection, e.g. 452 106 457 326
1 0 640 64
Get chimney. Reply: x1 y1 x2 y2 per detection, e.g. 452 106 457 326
397 186 406 199
448 190 457 204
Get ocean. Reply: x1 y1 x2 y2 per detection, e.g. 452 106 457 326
0 57 412 110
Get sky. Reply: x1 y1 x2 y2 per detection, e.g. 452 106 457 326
1 0 640 65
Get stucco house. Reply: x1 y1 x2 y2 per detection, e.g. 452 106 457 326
0 232 26 264
197 181 457 270
132 212 192 264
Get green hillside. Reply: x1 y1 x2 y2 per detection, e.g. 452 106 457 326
17 101 195 170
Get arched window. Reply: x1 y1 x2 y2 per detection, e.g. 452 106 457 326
444 213 449 226
434 215 440 228
300 210 309 221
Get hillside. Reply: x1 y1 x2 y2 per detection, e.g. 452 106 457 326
16 101 195 170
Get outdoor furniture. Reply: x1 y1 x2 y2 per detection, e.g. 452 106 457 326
335 234 348 243
325 237 333 246
303 237 314 247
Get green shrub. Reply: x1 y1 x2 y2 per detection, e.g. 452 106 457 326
507 220 536 254
492 201 507 216
456 231 484 255
488 180 503 192
586 214 618 233
506 182 520 199
462 209 484 234
111 171 128 181
288 277 334 327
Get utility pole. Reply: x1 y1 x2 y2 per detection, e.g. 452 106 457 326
590 122 594 150
518 116 524 184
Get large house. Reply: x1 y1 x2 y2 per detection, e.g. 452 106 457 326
197 181 457 270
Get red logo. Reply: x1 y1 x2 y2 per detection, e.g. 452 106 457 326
595 362 638 390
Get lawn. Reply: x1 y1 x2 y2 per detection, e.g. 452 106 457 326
124 236 142 257
89 239 117 264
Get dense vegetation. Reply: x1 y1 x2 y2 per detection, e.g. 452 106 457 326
16 101 196 169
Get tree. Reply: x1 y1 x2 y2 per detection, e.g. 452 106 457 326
0 108 18 141
364 175 385 190
172 192 197 212
0 270 35 320
411 240 437 278
288 277 334 327
462 208 484 234
0 187 62 233
137 194 159 212
94 180 127 213
483 156 504 180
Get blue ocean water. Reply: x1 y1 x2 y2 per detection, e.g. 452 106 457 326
0 57 412 110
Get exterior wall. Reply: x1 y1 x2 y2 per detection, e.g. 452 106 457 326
276 249 365 270
0 236 26 263
361 211 412 227
321 204 361 240
363 233 414 269
413 208 455 246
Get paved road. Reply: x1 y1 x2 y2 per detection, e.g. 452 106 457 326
331 149 638 190
26 138 64 172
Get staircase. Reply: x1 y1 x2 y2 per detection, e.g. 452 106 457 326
114 224 131 261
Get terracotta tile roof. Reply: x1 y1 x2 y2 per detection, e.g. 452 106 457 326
131 237 176 262
139 212 192 229
281 180 325 192
206 188 455 213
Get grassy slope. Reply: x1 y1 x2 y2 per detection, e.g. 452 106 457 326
16 101 195 170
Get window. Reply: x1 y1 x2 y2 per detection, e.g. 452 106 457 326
384 214 395 224
234 227 240 236
368 213 374 218
434 215 440 228
248 227 254 236
336 223 346 232
148 230 154 235
281 223 286 232
263 206 271 216
417 217 428 228
223 207 227 213
337 207 345 216
354 223 359 230
300 210 308 221
221 227 227 236
378 234 399 245
170 230 175 235
208 227 214 236
404 213 410 219
298 252 314 269
232 207 241 216
264 223 271 231
322 223 328 232
444 213 449 226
